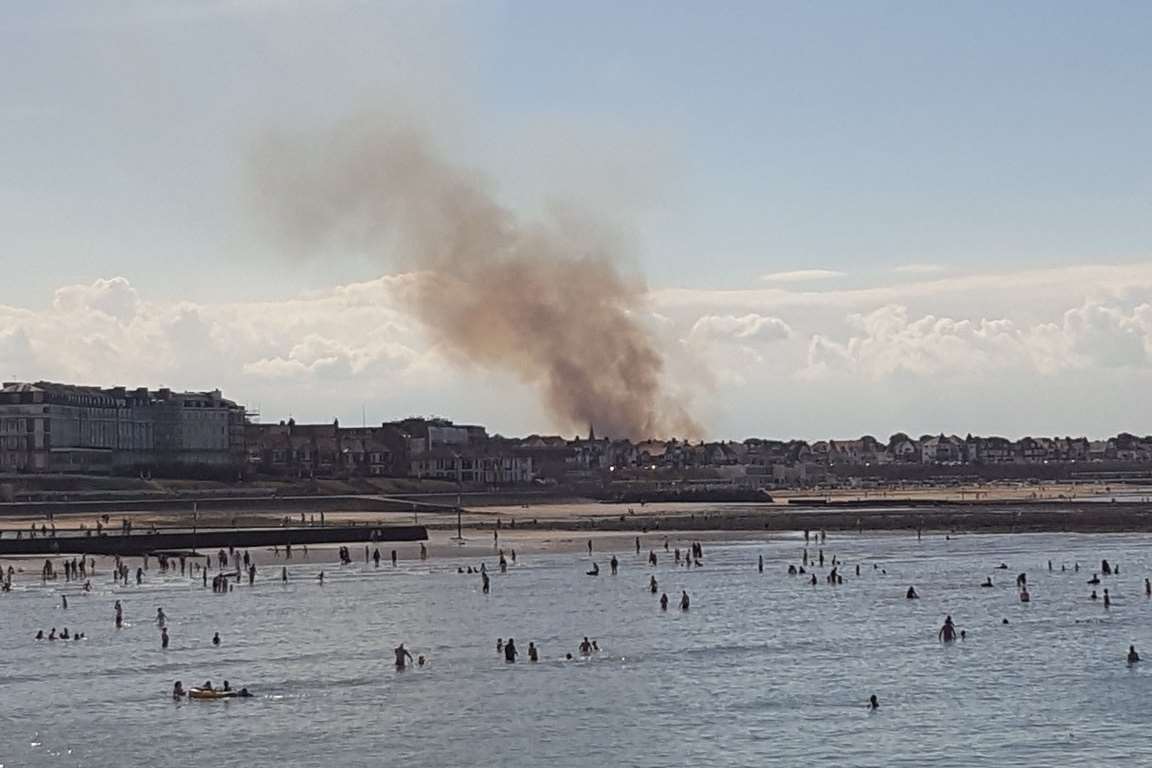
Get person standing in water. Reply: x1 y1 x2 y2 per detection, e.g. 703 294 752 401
649 575 658 593
504 638 518 662
1104 589 1111 608
938 615 958 643
660 592 668 610
528 642 538 662
680 591 690 611
114 600 123 629
610 556 618 575
758 555 763 574
868 694 879 710
161 627 169 649
482 571 490 594
1128 645 1141 664
394 643 414 670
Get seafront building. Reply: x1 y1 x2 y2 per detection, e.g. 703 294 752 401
0 381 245 474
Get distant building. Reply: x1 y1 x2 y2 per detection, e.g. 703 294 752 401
0 381 245 475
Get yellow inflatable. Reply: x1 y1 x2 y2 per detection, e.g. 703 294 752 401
188 688 236 700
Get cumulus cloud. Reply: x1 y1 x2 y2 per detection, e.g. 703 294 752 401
687 313 792 344
760 269 845 283
5 265 1152 438
52 276 141 324
802 301 1152 380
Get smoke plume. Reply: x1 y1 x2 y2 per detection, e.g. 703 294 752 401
250 117 701 440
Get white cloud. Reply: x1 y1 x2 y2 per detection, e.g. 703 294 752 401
687 313 792 344
760 269 846 283
893 263 944 274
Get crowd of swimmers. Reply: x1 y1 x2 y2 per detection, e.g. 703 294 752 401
11 517 1152 710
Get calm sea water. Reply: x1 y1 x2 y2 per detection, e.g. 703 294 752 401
4 532 1152 767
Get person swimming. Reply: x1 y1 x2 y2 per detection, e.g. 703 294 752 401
1128 645 1141 664
212 631 221 646
173 681 185 699
906 586 919 599
1019 588 1031 603
868 694 879 710
1088 574 1101 585
938 615 958 643
1091 590 1098 600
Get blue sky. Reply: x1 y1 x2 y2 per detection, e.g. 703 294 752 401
2 1 1151 438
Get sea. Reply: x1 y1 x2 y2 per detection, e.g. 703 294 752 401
3 531 1152 767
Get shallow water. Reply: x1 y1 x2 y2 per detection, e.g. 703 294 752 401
4 532 1152 767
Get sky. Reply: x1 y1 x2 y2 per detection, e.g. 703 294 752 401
2 0 1151 440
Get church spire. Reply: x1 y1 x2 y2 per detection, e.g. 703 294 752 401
588 423 596 441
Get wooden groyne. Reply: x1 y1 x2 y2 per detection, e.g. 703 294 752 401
0 524 427 557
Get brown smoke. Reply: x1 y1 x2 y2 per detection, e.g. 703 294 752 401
250 117 700 440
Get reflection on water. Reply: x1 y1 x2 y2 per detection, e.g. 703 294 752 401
4 532 1152 766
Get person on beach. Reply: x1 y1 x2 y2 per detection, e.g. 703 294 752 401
660 592 669 610
939 615 958 643
610 556 618 575
758 555 764 573
395 643 414 670
1129 645 1141 664
504 638 518 662
391 550 397 567
680 591 690 611
635 537 640 555
373 548 381 568
587 539 593 555
482 571 490 594
281 566 288 583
